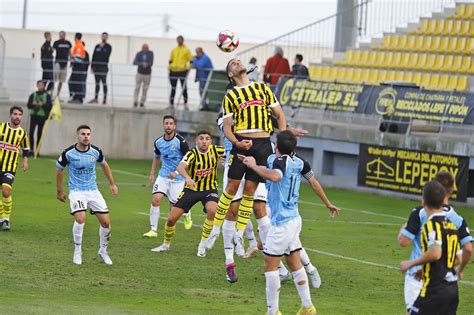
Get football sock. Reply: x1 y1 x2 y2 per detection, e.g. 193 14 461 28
214 191 235 228
2 196 12 220
73 221 84 247
201 218 213 241
278 261 290 276
0 199 3 220
257 215 271 246
164 223 176 244
223 219 236 265
265 270 281 315
236 194 253 231
292 267 312 308
149 205 160 231
244 220 258 248
300 248 316 273
99 225 111 251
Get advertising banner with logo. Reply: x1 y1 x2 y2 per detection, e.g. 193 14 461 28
276 78 474 124
357 144 469 201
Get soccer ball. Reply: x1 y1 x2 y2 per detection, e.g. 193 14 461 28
216 30 239 53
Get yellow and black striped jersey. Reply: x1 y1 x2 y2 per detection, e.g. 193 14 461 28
0 122 30 172
222 82 279 134
419 213 460 298
181 144 225 191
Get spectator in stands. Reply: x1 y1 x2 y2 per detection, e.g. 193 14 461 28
292 54 309 79
191 47 213 111
69 36 89 104
40 32 54 93
263 46 291 91
89 32 112 105
133 43 154 108
27 80 52 156
247 57 259 82
53 31 72 97
168 35 193 110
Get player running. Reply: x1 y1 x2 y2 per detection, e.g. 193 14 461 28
143 115 190 237
0 106 29 231
56 125 118 265
151 131 225 257
400 181 462 315
240 130 339 315
398 171 472 311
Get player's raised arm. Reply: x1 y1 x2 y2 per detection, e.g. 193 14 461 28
238 155 281 182
100 161 118 195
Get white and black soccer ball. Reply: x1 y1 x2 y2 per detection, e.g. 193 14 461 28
216 30 239 53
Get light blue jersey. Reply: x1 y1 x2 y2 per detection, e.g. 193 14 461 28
56 144 105 192
267 153 314 226
153 134 189 181
217 115 233 164
401 205 472 277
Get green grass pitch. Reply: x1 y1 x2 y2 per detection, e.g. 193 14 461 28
1 158 473 314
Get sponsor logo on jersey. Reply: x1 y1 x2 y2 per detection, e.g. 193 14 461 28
4 172 15 180
0 142 18 152
195 168 213 177
90 156 96 161
239 99 264 109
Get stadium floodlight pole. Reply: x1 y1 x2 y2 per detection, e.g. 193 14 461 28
22 0 28 29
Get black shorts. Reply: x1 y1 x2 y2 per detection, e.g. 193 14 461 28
410 282 458 315
228 136 273 183
0 171 15 188
174 188 219 213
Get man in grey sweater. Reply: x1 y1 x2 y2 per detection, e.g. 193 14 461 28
133 44 154 108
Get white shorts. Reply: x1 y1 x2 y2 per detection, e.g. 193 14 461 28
69 190 108 215
404 275 422 310
223 166 267 202
152 176 185 204
263 216 302 256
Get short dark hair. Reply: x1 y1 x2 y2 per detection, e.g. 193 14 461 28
37 80 45 85
44 31 51 38
434 171 455 196
163 115 176 123
10 106 23 114
276 130 297 155
76 125 91 133
177 35 184 41
197 130 211 137
423 180 446 209
75 32 82 40
102 32 108 36
295 54 303 62
249 57 257 64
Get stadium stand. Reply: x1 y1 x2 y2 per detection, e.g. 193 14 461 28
309 2 474 92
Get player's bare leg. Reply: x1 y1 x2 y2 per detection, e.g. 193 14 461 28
285 251 316 314
151 206 184 252
96 212 112 265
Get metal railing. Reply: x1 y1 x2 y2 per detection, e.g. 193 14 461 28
236 0 456 73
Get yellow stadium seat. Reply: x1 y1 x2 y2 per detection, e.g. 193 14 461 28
309 66 322 80
360 69 370 83
447 37 458 53
382 52 393 68
442 20 453 35
457 76 468 92
366 52 377 67
455 37 467 53
358 51 369 67
420 73 431 88
467 38 474 55
416 19 429 34
441 55 453 72
374 51 384 67
412 72 422 86
451 4 466 19
446 75 458 91
468 21 474 36
460 57 473 74
391 53 402 69
427 20 437 35
458 20 469 36
336 67 346 81
378 36 392 50
419 36 431 52
413 36 424 51
438 37 449 52
425 54 436 71
406 36 417 51
429 36 440 53
321 66 331 81
466 5 474 19
386 71 396 82
348 50 361 65
328 67 338 80
378 70 387 82
451 55 463 73
399 53 410 70
407 53 419 70
403 72 414 83
345 67 354 81
369 70 380 85
433 55 445 71
429 74 440 90
417 54 427 70
352 68 362 82
394 71 404 82
437 75 449 90
397 36 407 51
